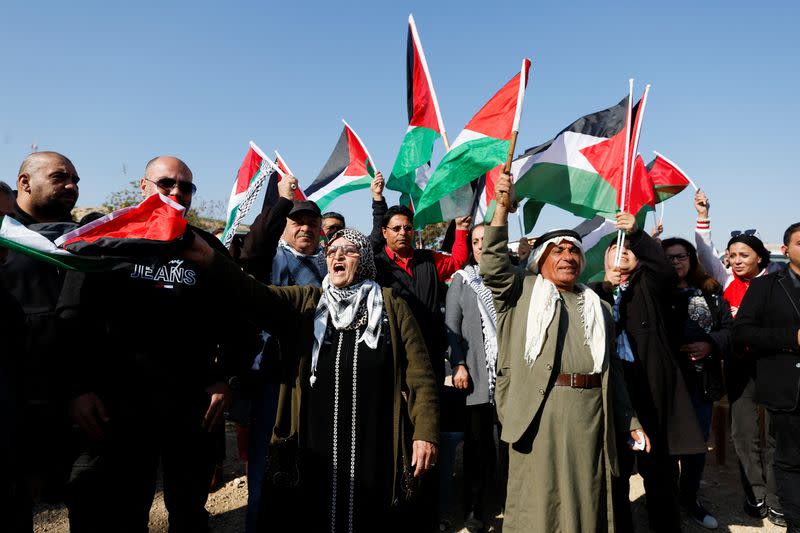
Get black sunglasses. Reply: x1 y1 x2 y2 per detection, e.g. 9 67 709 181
730 229 757 238
145 177 197 195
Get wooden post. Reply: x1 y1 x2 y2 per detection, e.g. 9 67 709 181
504 130 519 213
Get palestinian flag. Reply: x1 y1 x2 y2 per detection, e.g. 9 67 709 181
0 216 101 270
387 14 448 211
304 120 376 212
221 142 272 248
648 151 693 203
56 193 187 256
415 58 532 227
573 212 648 283
513 96 646 232
471 164 504 225
275 151 306 201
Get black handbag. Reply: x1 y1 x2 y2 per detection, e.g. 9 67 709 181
265 433 302 489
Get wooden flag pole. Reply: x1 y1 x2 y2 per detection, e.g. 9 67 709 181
504 130 520 212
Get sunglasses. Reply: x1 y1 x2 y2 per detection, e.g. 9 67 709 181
145 177 197 195
385 224 414 234
325 244 360 257
730 229 757 238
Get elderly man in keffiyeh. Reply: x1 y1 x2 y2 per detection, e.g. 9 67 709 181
184 227 439 533
480 172 648 533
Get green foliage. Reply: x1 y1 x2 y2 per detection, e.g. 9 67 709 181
419 221 449 249
102 180 142 211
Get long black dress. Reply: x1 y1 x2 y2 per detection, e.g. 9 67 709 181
305 322 395 533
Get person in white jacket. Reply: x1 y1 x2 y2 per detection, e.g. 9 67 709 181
694 189 786 527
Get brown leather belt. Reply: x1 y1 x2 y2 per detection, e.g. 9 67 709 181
554 372 601 389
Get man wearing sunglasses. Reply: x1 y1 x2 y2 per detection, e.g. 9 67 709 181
65 156 237 533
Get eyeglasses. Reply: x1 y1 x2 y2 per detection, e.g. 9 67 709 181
667 253 690 263
385 224 414 234
325 244 361 257
145 177 197 195
730 229 757 238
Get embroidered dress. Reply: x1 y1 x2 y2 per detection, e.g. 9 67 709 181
305 323 395 533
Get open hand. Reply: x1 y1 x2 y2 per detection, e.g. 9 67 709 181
411 440 438 477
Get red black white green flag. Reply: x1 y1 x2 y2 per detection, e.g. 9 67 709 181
221 142 273 247
647 151 694 203
304 120 376 212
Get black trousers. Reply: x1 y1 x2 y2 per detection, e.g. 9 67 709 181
66 391 216 533
728 364 780 509
462 403 508 521
772 410 800 528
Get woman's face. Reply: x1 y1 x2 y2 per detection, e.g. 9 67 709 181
664 244 691 282
471 224 485 264
326 237 360 288
728 242 761 279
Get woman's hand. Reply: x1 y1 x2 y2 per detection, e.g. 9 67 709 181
182 231 215 268
452 365 470 390
411 440 439 477
695 189 710 219
680 341 713 361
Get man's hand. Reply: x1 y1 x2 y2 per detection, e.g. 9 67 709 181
452 365 470 390
71 392 109 440
455 215 472 231
492 172 515 224
680 341 713 361
370 172 385 201
183 231 215 268
615 212 638 235
628 428 652 453
517 238 531 264
695 189 710 219
411 440 439 477
202 381 231 432
277 174 298 200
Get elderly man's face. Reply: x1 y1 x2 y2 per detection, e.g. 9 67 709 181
326 237 360 288
539 240 582 290
282 213 321 255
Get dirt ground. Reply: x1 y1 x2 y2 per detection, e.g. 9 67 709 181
33 422 783 532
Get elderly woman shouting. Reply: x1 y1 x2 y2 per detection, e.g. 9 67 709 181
184 228 439 533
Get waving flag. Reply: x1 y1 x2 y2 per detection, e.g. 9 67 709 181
415 58 532 227
221 142 272 247
275 151 306 201
648 151 693 203
304 120 376 212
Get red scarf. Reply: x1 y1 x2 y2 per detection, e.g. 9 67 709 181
724 269 765 317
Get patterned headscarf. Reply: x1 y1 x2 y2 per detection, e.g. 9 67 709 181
328 228 376 283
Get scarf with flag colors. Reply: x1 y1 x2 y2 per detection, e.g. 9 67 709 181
221 142 272 248
0 193 188 271
304 120 376 212
415 58 531 228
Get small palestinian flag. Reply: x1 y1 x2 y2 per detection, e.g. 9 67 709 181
513 96 645 231
415 58 532 227
648 151 693 203
275 151 306 201
304 120 376 212
388 14 447 212
56 193 187 255
221 142 273 248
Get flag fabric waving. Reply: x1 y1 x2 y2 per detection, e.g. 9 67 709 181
512 96 644 232
275 151 306 201
647 151 692 203
221 142 272 248
387 14 446 210
304 120 376 212
0 216 100 270
415 58 532 227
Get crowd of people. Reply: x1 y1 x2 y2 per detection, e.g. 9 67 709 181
0 151 799 533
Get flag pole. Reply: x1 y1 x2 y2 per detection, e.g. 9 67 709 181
652 150 699 191
250 141 285 178
274 150 296 176
409 14 449 152
505 58 531 213
660 201 665 226
614 79 634 267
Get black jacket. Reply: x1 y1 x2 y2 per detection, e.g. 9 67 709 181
239 196 294 282
734 268 800 412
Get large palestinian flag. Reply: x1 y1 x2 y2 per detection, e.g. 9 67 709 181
513 96 650 232
304 120 376 212
415 58 532 227
0 193 187 271
221 142 273 248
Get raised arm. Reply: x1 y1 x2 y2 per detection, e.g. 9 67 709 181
480 172 524 311
432 217 470 281
369 173 388 252
693 189 728 286
617 212 675 287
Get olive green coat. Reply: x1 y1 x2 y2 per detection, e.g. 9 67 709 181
209 253 440 505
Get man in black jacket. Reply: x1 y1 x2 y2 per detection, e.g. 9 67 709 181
735 222 800 532
0 152 81 533
66 156 234 533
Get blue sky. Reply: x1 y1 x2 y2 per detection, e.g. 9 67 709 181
1 0 797 244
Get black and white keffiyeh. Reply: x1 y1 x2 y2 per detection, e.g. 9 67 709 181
456 264 499 403
271 239 326 287
310 228 383 386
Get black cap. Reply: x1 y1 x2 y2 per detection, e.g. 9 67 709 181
288 200 322 220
